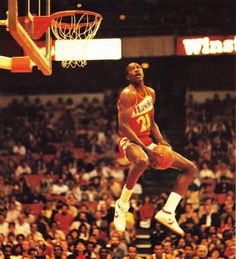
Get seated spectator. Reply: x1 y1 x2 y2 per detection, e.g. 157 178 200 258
183 244 194 259
0 214 8 236
35 215 49 239
50 179 69 195
181 218 199 236
77 223 90 241
15 234 25 246
15 160 32 179
138 195 155 228
68 229 79 243
219 194 235 220
60 240 73 258
209 248 225 259
98 246 112 259
6 202 20 223
86 241 97 259
107 233 126 259
12 141 27 157
70 211 91 232
89 228 107 248
150 222 167 247
123 244 142 259
147 242 164 259
107 176 122 199
108 163 125 183
223 234 236 258
30 222 44 242
7 222 16 236
28 186 47 204
93 209 109 233
41 200 55 223
218 215 235 238
162 239 175 259
198 198 218 218
15 214 31 237
65 183 82 205
54 203 74 235
67 239 88 259
2 244 13 258
178 202 199 225
215 176 234 206
199 161 215 181
195 244 209 258
182 187 200 210
6 232 16 246
53 244 65 259
199 201 220 233
47 221 65 241
13 178 33 204
21 240 31 257
215 162 234 182
22 207 35 225
12 243 23 258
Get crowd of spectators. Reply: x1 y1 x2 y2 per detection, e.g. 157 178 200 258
0 91 235 258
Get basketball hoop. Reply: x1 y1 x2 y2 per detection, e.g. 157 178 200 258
50 10 103 68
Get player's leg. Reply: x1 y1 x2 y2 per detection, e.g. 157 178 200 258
171 151 197 195
114 143 149 232
155 152 197 236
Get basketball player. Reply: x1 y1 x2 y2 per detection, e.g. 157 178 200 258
114 62 197 236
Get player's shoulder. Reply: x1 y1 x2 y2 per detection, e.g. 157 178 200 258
120 86 137 99
146 86 156 100
119 86 137 107
146 86 155 94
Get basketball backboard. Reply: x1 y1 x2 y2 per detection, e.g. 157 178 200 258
8 0 52 75
0 0 103 75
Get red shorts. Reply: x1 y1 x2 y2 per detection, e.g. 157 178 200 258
118 136 155 158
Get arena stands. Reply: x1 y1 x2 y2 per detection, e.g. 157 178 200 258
0 92 235 258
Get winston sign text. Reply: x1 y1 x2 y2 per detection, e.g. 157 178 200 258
177 36 236 56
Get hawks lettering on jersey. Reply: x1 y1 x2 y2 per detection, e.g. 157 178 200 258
131 95 153 134
132 95 153 118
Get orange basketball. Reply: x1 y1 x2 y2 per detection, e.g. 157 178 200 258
151 144 174 170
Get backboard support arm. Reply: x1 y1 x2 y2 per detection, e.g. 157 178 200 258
8 0 51 75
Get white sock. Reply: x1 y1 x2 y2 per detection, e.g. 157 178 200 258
163 192 182 213
119 185 133 207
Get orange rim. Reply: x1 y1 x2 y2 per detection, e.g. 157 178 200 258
50 10 103 29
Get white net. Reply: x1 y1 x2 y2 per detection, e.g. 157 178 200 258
51 10 102 68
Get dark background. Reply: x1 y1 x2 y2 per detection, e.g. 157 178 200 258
0 56 234 94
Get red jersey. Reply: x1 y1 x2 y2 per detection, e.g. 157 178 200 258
118 85 154 148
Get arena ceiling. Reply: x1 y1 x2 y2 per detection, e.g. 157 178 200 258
0 0 235 39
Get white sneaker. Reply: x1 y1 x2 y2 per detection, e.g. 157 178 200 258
155 209 184 236
114 200 130 232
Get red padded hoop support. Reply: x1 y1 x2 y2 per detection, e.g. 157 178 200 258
32 16 51 40
11 56 32 73
8 0 51 75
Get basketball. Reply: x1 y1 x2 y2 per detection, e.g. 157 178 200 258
151 144 174 170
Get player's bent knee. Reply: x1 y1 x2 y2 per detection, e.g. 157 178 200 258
135 157 149 169
187 161 197 178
